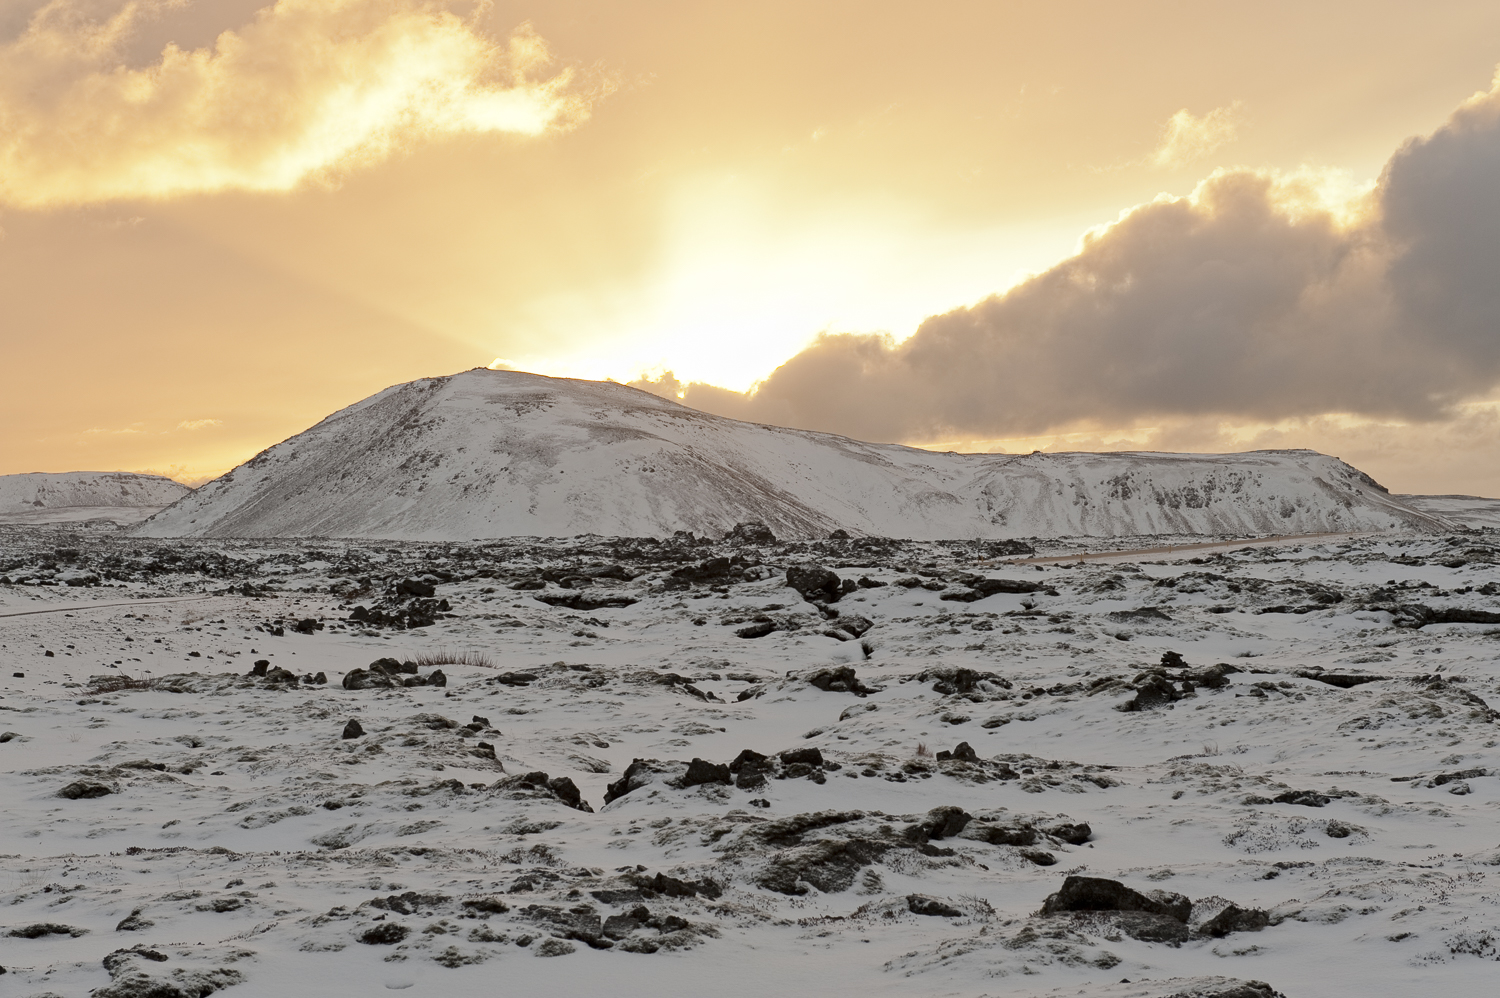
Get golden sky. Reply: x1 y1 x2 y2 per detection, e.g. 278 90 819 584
5 0 1500 494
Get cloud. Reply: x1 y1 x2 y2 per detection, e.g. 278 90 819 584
176 418 223 430
670 73 1500 449
0 0 599 207
1152 102 1243 169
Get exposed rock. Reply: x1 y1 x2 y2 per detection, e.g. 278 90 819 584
115 908 154 932
806 666 881 696
341 719 364 739
604 758 678 805
397 577 436 598
341 667 398 691
359 922 410 944
905 805 972 842
725 522 776 545
907 894 962 916
679 758 732 787
786 564 843 603
779 747 824 768
1194 901 1271 937
1043 821 1093 845
57 780 114 799
934 742 978 763
919 667 1013 696
1116 672 1182 712
1041 875 1191 922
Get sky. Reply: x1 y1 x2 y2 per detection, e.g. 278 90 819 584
3 0 1500 495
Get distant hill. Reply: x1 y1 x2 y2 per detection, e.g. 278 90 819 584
133 369 1451 540
1395 494 1500 530
0 471 192 526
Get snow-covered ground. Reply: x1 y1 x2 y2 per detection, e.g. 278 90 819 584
2 524 1499 997
1398 495 1500 531
0 472 190 527
134 369 1447 540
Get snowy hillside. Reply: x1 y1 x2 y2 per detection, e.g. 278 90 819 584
1396 494 1500 530
0 471 191 525
135 369 1448 540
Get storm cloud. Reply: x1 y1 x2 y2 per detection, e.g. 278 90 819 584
649 75 1500 446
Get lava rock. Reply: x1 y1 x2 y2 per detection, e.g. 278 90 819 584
1196 902 1271 937
934 742 978 763
779 747 824 768
736 620 777 639
341 719 365 739
114 909 153 932
398 578 437 598
1117 672 1182 711
907 894 962 917
1041 875 1191 922
57 780 114 800
725 522 776 545
679 758 732 787
786 563 843 603
806 666 881 696
906 805 972 842
1043 821 1093 845
342 668 399 690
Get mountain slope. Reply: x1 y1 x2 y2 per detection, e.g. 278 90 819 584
134 369 1448 540
0 472 191 526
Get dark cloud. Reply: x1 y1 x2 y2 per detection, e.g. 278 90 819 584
646 77 1500 444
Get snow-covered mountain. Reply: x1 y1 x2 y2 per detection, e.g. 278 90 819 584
0 471 191 525
134 369 1449 540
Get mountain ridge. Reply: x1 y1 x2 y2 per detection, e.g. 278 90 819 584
133 369 1451 540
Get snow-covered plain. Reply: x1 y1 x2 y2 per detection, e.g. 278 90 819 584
134 369 1447 541
0 473 191 527
2 524 1499 997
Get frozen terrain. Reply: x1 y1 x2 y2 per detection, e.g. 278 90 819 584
2 524 1499 997
134 369 1447 541
0 473 191 527
1397 495 1500 531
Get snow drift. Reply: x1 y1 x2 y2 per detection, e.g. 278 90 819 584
134 369 1449 540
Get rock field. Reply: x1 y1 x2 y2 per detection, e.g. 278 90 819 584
2 523 1499 996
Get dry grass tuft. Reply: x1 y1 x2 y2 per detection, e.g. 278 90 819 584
412 650 496 670
88 673 159 693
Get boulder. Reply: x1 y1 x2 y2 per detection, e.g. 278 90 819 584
906 805 972 842
341 719 364 739
1041 875 1191 922
806 666 881 695
907 894 962 916
786 564 843 603
1195 902 1270 937
342 668 398 690
935 742 978 763
679 758 732 787
57 780 114 800
779 747 824 768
